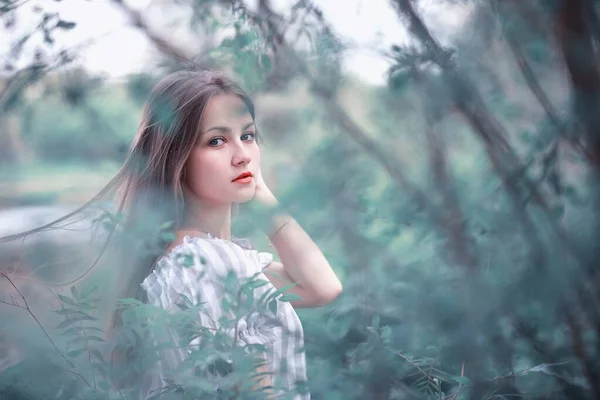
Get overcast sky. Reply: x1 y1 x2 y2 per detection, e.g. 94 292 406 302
2 0 471 85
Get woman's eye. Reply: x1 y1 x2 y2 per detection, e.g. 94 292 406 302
208 137 225 146
241 132 256 141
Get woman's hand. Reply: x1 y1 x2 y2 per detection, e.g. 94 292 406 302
253 168 279 207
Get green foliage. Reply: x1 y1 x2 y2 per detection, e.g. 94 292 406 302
3 1 600 399
209 22 272 93
1 232 306 399
16 80 139 162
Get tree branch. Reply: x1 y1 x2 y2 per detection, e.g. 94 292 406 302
554 0 600 168
111 0 196 65
390 0 548 210
416 72 478 271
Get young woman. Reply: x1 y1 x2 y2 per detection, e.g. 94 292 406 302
2 70 342 399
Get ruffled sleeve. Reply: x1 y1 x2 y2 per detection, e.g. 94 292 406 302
231 237 274 270
256 251 274 270
141 236 279 350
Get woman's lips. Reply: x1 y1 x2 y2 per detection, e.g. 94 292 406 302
233 176 253 184
233 172 253 184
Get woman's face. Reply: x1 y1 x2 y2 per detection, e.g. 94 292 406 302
184 93 260 206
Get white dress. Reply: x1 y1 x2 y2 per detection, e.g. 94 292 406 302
139 234 310 399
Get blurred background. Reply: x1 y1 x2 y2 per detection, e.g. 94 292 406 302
2 0 600 399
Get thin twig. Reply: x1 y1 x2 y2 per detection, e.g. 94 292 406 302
0 298 24 308
232 287 244 347
52 288 98 391
0 272 92 387
397 352 438 387
448 361 465 400
443 361 572 399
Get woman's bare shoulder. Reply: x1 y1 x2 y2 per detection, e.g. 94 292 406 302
159 234 213 269
164 239 184 255
163 232 205 258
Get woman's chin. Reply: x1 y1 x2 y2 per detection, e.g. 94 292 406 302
231 190 256 204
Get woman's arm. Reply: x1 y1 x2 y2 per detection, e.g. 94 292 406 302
264 215 342 307
253 172 343 308
250 358 273 397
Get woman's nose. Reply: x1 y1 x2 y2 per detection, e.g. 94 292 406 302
232 145 251 166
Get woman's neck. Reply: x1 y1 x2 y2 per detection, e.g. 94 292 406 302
180 201 233 240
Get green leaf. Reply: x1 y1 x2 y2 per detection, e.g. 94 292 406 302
267 282 298 301
57 294 76 305
451 376 471 385
268 299 278 314
432 369 471 385
55 318 79 330
295 380 310 395
67 348 86 358
260 54 272 71
92 362 108 376
181 255 195 267
59 327 79 337
249 279 270 289
528 363 552 373
53 309 74 316
87 336 106 343
76 302 94 310
78 315 99 322
70 286 79 299
102 220 116 231
159 221 175 231
85 327 105 333
245 343 267 354
526 361 571 378
372 315 380 329
222 298 231 313
159 232 176 242
279 294 302 302
91 349 105 362
54 309 97 320
179 294 194 307
68 336 87 345
116 298 143 308
81 285 98 298
380 326 392 344
63 326 104 335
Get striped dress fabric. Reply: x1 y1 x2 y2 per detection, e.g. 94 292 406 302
139 234 309 399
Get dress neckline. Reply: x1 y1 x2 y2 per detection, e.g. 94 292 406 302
181 233 254 250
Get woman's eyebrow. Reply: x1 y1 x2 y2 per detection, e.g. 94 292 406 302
203 126 230 134
203 121 255 134
242 121 256 130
